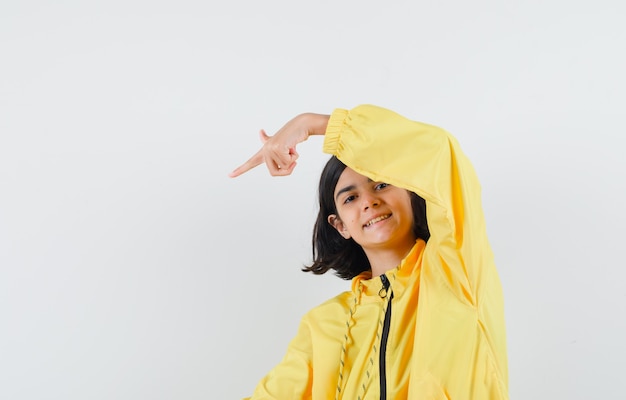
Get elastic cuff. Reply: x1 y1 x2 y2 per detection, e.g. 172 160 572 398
322 108 349 156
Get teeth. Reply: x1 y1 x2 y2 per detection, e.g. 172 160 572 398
365 215 390 227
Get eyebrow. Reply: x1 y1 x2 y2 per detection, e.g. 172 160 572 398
334 178 374 201
335 185 356 201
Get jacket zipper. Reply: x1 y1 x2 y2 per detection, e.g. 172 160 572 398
379 274 393 400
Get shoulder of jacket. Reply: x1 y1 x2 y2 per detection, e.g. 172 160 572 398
304 291 353 321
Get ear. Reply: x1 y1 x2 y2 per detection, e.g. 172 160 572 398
328 214 351 239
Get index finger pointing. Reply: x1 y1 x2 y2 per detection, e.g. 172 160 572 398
228 149 264 178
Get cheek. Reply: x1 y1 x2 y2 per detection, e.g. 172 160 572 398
396 196 416 222
341 215 355 226
389 191 413 209
337 210 357 229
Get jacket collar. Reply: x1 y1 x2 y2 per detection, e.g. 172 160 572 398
351 239 425 301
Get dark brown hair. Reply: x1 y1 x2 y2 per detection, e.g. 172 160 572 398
303 156 430 280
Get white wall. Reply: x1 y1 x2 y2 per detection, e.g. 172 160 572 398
1 1 625 399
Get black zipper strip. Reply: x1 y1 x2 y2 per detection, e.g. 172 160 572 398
379 274 393 400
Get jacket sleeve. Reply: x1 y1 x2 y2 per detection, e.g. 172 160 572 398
323 104 494 307
244 317 313 400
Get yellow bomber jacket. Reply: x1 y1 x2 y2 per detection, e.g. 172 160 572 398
246 105 509 400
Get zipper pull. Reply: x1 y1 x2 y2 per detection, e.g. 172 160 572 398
379 274 390 298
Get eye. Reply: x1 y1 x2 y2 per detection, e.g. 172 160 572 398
374 182 389 190
343 194 357 204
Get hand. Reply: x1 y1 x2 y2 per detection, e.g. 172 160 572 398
229 113 330 178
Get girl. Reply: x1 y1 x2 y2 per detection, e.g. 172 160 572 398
230 105 509 400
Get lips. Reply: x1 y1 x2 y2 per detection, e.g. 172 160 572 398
363 214 391 227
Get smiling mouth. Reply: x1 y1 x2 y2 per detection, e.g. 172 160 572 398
364 214 391 227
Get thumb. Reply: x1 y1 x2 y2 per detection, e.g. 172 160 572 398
258 129 270 143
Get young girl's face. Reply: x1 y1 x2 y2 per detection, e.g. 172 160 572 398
328 167 417 254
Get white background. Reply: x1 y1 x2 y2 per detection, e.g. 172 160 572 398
1 1 625 399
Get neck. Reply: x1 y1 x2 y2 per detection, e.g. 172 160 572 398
364 241 416 277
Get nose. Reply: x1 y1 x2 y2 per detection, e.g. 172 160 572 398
361 192 380 210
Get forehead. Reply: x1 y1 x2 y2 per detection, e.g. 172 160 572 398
333 167 371 195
